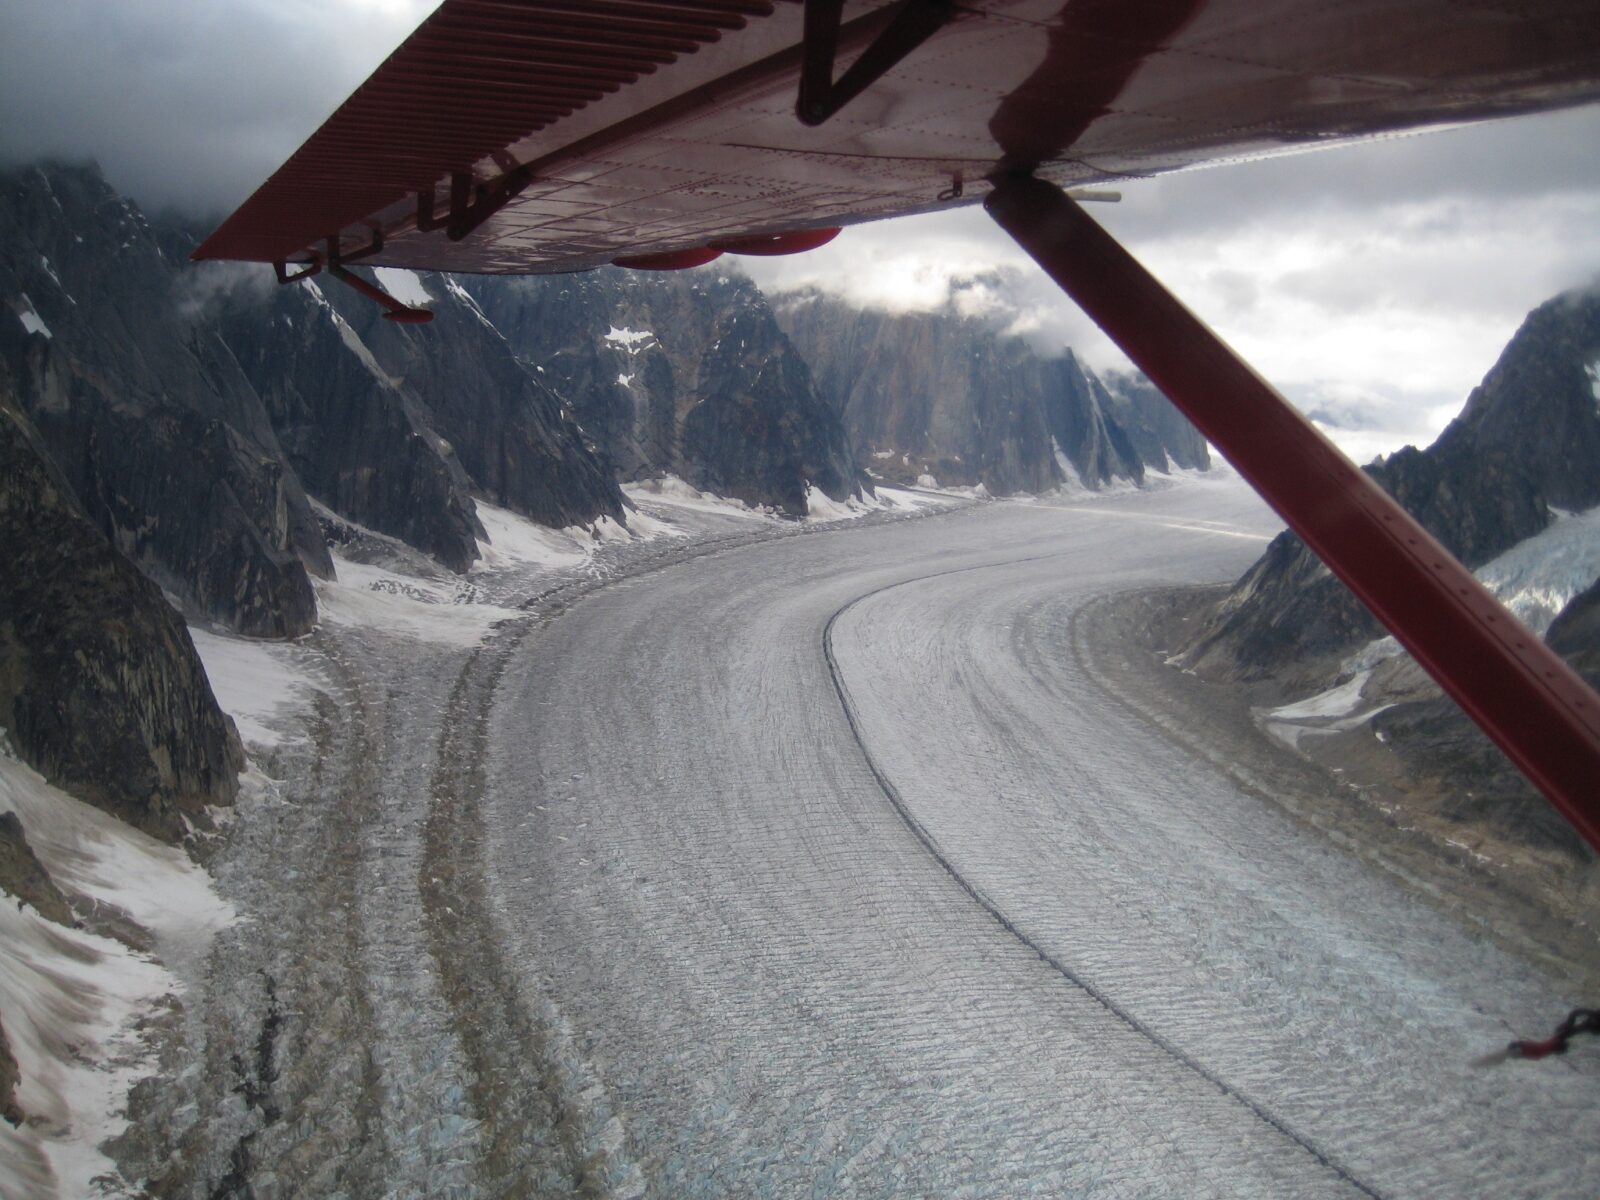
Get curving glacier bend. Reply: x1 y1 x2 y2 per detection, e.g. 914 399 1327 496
90 477 1599 1200
476 480 1598 1199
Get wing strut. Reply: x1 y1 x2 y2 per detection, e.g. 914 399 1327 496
986 174 1600 855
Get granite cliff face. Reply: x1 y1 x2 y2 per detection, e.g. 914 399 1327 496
0 161 640 852
0 383 242 840
215 273 488 573
462 269 865 515
0 164 327 638
1100 369 1211 474
773 288 1208 493
339 274 626 531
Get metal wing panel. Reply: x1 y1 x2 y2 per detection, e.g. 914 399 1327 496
196 0 1600 273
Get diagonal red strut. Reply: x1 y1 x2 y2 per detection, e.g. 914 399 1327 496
987 175 1600 855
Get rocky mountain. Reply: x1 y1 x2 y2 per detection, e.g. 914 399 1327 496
461 269 866 516
1185 289 1600 687
215 265 626 572
1179 287 1600 853
772 286 1208 493
0 162 631 623
0 164 329 638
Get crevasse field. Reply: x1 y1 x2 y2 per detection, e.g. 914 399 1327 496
485 479 1598 1198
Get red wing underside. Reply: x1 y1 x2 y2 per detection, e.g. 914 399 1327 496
195 0 1600 274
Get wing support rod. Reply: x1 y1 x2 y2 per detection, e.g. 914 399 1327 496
273 230 433 324
986 174 1600 854
797 0 954 126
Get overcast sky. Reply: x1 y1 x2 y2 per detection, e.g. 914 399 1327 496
6 0 1599 462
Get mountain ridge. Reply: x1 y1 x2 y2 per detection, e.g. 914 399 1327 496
773 285 1208 494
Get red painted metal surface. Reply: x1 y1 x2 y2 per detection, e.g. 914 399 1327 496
195 0 1600 277
711 226 840 254
612 246 725 269
328 265 436 323
986 175 1600 855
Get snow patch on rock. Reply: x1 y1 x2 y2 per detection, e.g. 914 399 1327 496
1347 502 1600 673
604 326 655 354
373 267 433 310
804 485 873 522
15 293 51 339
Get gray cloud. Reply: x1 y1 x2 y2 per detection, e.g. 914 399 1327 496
1091 105 1600 243
0 1 435 219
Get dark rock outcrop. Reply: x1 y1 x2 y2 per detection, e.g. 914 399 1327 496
0 387 243 840
215 276 487 572
684 300 861 512
1446 290 1600 513
1041 351 1147 489
1100 369 1211 473
0 163 326 637
462 269 865 516
0 812 73 926
1546 573 1600 683
1 1017 20 1127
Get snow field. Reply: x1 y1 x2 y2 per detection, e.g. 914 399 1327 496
188 627 326 749
0 749 233 1200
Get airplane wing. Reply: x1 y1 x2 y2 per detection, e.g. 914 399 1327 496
194 0 1600 275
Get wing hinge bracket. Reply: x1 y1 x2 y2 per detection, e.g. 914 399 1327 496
415 167 536 245
273 229 432 324
796 0 955 127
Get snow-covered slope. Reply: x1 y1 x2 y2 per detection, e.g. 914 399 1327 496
0 750 232 1200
